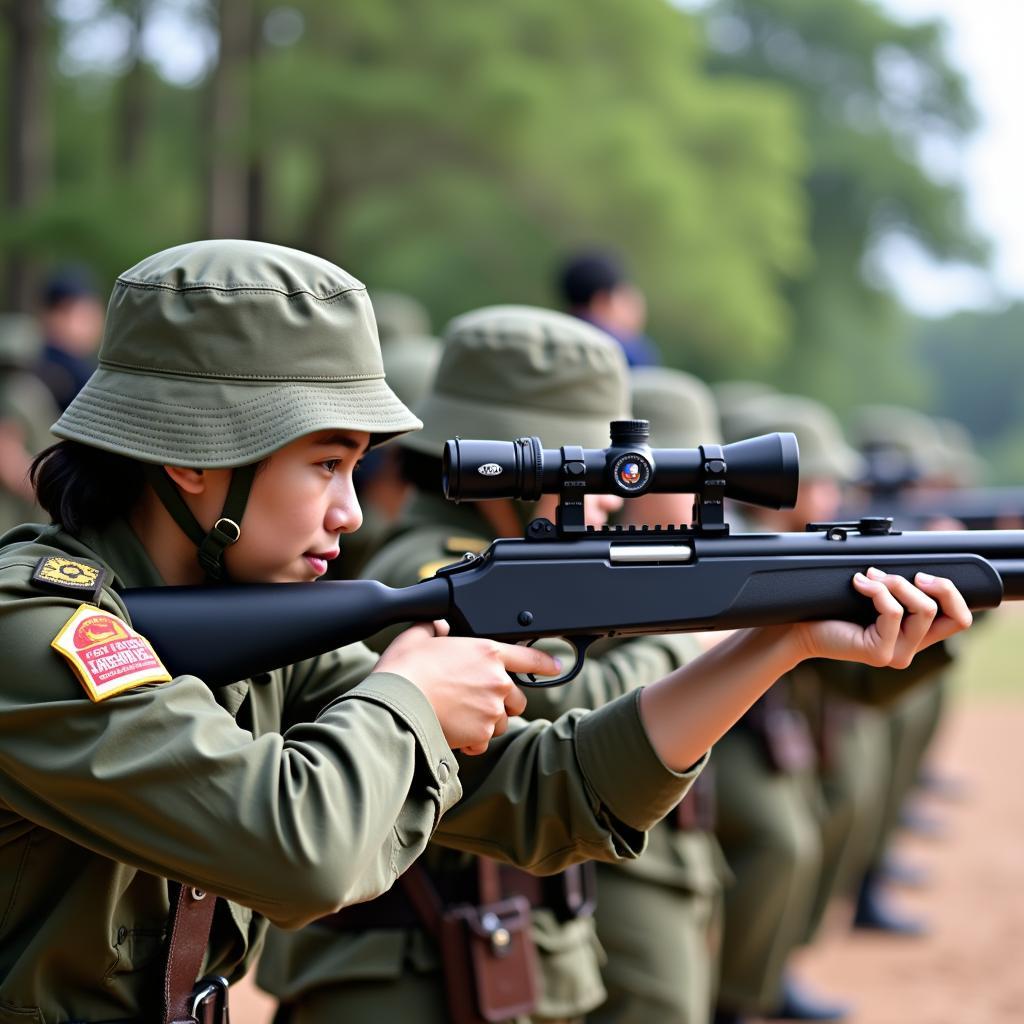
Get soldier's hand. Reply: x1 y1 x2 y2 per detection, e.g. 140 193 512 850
792 569 972 668
375 622 557 754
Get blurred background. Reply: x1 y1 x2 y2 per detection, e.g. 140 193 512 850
4 4 1024 1022
2 0 1023 477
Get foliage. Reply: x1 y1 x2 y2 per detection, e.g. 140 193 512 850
699 0 986 406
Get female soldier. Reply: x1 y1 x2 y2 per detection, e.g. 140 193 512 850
0 240 969 1024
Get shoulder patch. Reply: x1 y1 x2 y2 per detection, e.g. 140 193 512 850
51 604 172 702
443 536 488 556
32 556 107 603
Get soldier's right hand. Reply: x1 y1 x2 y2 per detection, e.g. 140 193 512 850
375 622 559 754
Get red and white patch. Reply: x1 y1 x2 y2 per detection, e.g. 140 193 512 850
51 604 171 702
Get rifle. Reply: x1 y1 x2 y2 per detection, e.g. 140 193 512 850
123 421 1024 688
846 486 1024 532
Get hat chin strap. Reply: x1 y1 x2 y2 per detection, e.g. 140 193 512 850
143 464 258 581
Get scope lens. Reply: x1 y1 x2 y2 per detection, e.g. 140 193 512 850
609 452 652 494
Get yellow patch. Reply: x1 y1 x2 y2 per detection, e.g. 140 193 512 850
417 558 458 581
443 536 488 556
51 604 172 702
32 556 106 601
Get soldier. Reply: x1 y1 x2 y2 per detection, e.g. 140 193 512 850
257 307 684 1024
557 250 661 367
257 315 964 1024
590 366 729 1024
0 241 967 1022
329 332 443 579
712 394 956 1023
0 313 58 534
33 265 105 411
848 405 966 935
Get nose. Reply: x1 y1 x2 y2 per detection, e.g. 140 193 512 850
326 483 363 534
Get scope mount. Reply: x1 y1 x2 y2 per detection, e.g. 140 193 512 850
549 423 733 538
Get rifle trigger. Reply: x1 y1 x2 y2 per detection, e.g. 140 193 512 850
512 635 600 688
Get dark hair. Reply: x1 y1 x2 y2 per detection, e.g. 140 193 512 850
30 441 146 533
397 447 445 496
558 250 626 308
41 265 100 309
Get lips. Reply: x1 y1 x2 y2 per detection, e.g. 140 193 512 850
303 549 340 576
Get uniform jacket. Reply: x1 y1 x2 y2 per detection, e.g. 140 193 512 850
0 517 698 1023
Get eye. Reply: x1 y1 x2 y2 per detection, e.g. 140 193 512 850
320 458 341 474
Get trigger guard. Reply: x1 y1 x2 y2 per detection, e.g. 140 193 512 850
511 636 598 688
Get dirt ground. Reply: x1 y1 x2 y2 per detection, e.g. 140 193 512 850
232 696 1024 1023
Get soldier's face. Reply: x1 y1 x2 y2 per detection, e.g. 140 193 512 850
225 429 369 583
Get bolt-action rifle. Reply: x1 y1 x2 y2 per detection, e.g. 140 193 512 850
123 421 1024 688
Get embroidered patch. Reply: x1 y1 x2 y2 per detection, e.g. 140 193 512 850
51 604 172 702
32 556 107 603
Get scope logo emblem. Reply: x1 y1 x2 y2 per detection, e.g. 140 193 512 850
619 462 642 486
477 463 503 476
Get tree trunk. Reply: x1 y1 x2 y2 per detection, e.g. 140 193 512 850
4 0 51 310
204 0 253 237
116 0 149 173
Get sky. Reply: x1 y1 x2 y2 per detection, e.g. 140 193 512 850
873 0 1024 316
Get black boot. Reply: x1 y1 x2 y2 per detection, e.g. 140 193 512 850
854 870 928 936
772 975 850 1021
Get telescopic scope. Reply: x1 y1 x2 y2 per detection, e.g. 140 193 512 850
443 419 800 511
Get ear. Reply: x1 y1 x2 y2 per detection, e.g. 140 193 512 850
162 465 207 495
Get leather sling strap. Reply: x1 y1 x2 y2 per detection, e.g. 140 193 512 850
398 858 506 942
160 883 219 1024
398 865 444 941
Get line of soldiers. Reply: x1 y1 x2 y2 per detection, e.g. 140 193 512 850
0 247 973 1024
244 280 975 1024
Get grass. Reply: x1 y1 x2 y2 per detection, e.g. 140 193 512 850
947 605 1024 700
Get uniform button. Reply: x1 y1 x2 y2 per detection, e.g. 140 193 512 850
437 760 450 783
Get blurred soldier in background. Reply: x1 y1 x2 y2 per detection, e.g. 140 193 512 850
589 365 729 1024
847 405 967 936
33 266 105 411
0 313 58 533
327 291 441 579
558 250 661 367
258 307 709 1024
712 394 955 1023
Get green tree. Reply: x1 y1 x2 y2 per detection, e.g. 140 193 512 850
701 0 987 405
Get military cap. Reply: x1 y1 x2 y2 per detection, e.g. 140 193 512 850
711 379 777 445
370 291 432 346
630 367 721 448
0 314 43 370
402 305 629 455
54 240 421 467
725 393 863 482
849 405 946 482
381 335 442 412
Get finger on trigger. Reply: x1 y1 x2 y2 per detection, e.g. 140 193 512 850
499 642 562 677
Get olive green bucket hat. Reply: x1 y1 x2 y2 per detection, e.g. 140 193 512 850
53 239 421 579
402 305 629 454
631 367 721 448
725 393 863 483
54 239 421 468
